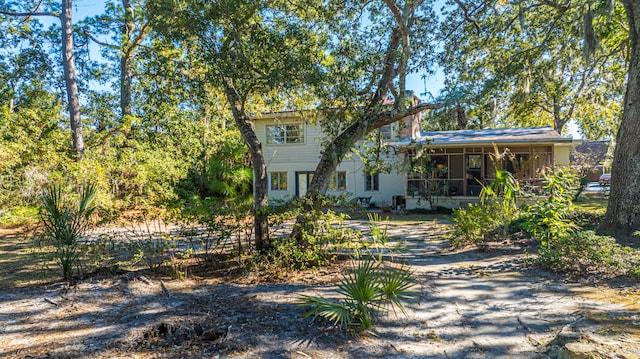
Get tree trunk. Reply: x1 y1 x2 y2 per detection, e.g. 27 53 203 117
289 24 438 243
222 79 270 251
120 0 135 118
456 103 467 129
289 103 437 242
603 0 640 231
60 0 84 158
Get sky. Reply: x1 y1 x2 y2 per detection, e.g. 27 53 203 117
62 0 580 138
69 0 446 99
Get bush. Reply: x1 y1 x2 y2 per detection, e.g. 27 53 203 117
536 231 627 275
39 184 98 279
451 203 502 247
521 167 579 248
0 206 39 228
566 210 605 231
298 259 415 332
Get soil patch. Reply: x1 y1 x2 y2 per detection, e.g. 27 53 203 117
1 219 639 358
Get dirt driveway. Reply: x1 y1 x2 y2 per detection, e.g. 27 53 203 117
1 219 639 358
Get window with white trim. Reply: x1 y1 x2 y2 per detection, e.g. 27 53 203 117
329 171 347 191
266 123 304 144
365 172 379 191
270 172 287 190
380 125 393 141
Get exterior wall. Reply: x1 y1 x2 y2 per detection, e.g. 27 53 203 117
554 145 571 166
254 117 406 207
253 114 574 210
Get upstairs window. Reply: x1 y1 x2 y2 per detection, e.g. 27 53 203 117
266 123 304 144
380 125 393 141
329 171 347 191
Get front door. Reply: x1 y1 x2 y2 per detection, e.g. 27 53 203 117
296 172 314 197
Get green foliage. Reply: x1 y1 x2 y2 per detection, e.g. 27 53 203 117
39 184 98 279
259 236 333 272
0 206 39 228
291 195 360 247
536 230 638 277
480 166 521 237
451 161 521 248
521 167 579 248
367 213 389 246
436 0 626 136
298 259 415 332
253 195 360 272
451 202 502 248
566 210 605 231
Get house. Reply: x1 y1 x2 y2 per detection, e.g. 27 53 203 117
570 141 612 182
253 109 416 208
251 110 575 210
392 127 575 209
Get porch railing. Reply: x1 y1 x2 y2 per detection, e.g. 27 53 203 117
407 179 464 197
407 178 544 197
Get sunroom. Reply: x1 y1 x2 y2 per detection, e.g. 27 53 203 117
390 127 575 209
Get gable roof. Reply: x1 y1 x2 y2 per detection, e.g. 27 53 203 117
392 126 574 147
570 141 610 167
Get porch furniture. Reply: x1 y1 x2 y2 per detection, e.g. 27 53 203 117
354 196 372 206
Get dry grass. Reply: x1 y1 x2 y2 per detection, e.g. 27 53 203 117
0 228 60 289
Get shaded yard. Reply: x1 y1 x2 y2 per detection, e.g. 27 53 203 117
0 218 639 358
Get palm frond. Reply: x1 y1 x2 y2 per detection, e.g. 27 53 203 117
377 264 416 313
297 295 353 327
337 260 380 305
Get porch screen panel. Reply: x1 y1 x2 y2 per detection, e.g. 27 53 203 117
449 155 464 196
449 155 464 178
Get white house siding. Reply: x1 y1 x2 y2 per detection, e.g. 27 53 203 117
254 117 406 206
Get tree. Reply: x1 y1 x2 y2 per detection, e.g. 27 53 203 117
290 0 439 241
436 0 627 136
603 0 640 231
82 0 150 119
0 0 84 159
148 0 329 251
0 0 84 157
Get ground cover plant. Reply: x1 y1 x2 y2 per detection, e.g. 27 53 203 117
298 259 415 332
451 165 640 280
39 184 99 279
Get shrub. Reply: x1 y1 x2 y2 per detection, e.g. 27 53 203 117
298 259 415 332
39 184 98 279
521 167 579 248
566 210 605 231
536 231 626 275
451 203 502 247
0 206 39 228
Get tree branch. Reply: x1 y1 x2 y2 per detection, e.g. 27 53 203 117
383 0 409 39
82 28 118 49
453 0 481 34
0 10 57 18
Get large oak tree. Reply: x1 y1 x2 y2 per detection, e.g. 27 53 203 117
603 0 640 231
148 0 330 250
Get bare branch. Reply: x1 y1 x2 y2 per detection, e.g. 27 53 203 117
453 0 481 34
0 10 57 18
82 28 118 49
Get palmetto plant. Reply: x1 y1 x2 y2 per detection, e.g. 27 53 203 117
40 184 98 279
298 259 415 332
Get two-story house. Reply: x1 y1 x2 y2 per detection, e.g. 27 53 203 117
251 110 575 210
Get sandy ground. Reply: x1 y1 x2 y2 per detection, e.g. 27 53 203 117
1 219 639 358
